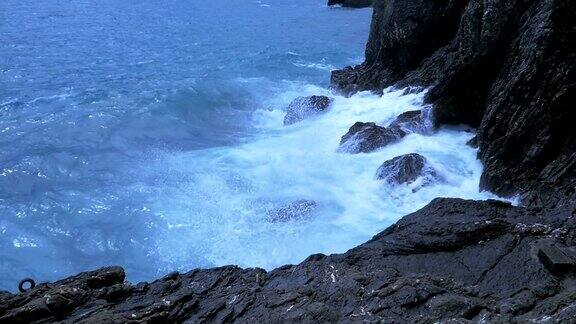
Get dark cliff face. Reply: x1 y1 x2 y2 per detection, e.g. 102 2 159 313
332 0 576 202
476 0 576 203
332 0 468 92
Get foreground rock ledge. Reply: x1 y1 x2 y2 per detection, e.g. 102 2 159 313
1 198 575 323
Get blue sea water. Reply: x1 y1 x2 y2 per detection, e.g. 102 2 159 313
0 0 498 291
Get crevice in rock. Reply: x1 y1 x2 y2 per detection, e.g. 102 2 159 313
476 237 521 284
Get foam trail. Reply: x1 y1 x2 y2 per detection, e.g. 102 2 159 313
142 85 501 273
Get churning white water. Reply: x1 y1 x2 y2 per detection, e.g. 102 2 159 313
1 0 508 289
138 83 499 273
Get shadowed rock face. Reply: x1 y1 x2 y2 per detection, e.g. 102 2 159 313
283 95 333 126
376 153 437 185
339 122 406 153
331 0 576 204
328 0 372 8
1 199 574 322
331 0 468 94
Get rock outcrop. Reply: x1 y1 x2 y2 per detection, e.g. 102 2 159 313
283 95 333 126
339 122 405 153
328 0 372 9
389 109 432 134
331 0 576 205
376 153 437 186
1 199 574 322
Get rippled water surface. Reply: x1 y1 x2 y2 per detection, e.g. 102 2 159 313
0 0 497 291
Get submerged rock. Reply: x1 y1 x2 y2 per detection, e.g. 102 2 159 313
339 122 406 153
376 153 437 185
283 95 333 125
266 200 317 223
328 0 372 8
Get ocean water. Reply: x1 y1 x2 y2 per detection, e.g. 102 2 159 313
0 0 498 291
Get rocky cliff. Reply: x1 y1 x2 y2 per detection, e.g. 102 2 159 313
1 0 574 322
332 0 575 206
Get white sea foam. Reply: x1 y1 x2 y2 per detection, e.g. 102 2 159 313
292 61 336 71
143 84 503 273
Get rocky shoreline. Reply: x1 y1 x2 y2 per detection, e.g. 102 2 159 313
1 199 574 323
332 0 575 205
1 0 574 322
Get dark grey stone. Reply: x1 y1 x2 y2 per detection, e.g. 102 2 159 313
376 153 437 185
339 122 406 153
538 243 576 275
283 95 333 125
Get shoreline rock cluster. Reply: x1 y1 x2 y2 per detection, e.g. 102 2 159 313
331 0 575 205
1 0 574 322
1 199 574 322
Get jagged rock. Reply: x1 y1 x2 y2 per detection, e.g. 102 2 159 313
389 110 420 129
537 243 576 275
389 109 432 134
0 292 12 303
283 95 333 125
376 153 437 186
0 199 574 322
328 0 372 8
331 0 468 94
466 135 478 148
331 0 576 205
0 267 125 323
267 200 317 223
339 122 406 153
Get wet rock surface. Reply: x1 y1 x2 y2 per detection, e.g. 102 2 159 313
1 199 575 323
331 0 468 94
339 122 406 153
331 0 576 203
389 109 432 134
376 153 437 186
283 95 333 126
466 135 478 148
328 0 372 8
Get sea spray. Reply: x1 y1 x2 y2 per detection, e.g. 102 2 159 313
0 0 504 290
143 85 501 273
